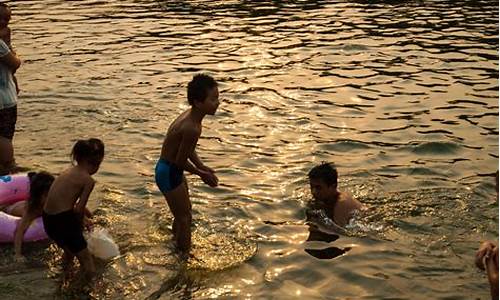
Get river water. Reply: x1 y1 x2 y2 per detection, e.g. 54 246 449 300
0 0 498 299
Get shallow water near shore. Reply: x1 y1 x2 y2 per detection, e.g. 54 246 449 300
0 0 498 299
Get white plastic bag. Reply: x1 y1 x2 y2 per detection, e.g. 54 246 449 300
85 228 120 260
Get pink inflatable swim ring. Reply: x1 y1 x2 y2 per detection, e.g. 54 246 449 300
0 174 30 205
0 174 48 242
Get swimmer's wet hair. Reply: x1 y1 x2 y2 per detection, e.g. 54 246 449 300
71 138 105 166
308 162 338 187
187 73 217 105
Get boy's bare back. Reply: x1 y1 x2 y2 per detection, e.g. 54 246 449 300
160 109 201 164
44 167 94 214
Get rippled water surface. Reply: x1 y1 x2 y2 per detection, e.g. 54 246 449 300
0 0 498 299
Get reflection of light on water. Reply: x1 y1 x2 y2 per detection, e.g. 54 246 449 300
264 267 286 281
189 225 257 271
345 210 384 233
351 96 363 103
241 278 255 285
339 120 349 135
248 106 264 118
309 209 340 229
200 286 239 298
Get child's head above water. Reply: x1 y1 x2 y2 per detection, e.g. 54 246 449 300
308 162 338 187
71 138 105 174
27 171 55 212
187 74 219 113
308 162 338 202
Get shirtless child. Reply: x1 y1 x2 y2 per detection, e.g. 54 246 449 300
42 138 104 282
155 74 219 255
308 162 363 227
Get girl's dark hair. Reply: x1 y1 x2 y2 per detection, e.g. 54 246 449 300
187 73 217 105
71 138 105 166
27 171 54 211
308 162 338 187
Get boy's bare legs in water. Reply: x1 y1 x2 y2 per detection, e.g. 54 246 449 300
76 248 96 280
61 246 95 287
163 177 192 255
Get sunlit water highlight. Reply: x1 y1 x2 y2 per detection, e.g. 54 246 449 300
0 0 498 299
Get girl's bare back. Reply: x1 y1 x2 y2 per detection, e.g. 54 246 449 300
44 167 92 214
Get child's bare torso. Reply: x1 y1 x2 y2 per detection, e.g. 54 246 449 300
44 167 91 214
160 109 201 163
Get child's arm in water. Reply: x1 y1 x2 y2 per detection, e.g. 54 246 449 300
13 211 38 262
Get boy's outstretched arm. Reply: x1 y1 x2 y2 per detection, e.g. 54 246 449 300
176 131 218 187
189 150 214 173
174 129 199 173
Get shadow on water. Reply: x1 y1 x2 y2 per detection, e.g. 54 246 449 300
302 200 352 260
304 230 352 260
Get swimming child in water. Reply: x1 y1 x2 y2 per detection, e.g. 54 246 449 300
155 73 219 255
42 138 104 282
308 162 363 227
0 171 54 262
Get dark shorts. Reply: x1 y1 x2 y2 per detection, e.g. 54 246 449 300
42 210 87 254
155 158 183 193
0 105 17 140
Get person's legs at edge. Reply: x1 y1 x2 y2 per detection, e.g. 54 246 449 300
60 246 76 286
0 136 14 175
62 246 75 271
0 106 17 175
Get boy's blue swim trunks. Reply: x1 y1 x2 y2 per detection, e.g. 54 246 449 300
155 158 183 193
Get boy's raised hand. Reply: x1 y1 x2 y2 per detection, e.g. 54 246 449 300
199 169 218 187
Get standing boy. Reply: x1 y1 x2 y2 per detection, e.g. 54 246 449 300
155 74 219 255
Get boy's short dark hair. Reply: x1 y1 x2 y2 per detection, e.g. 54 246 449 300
187 73 217 105
308 162 338 187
